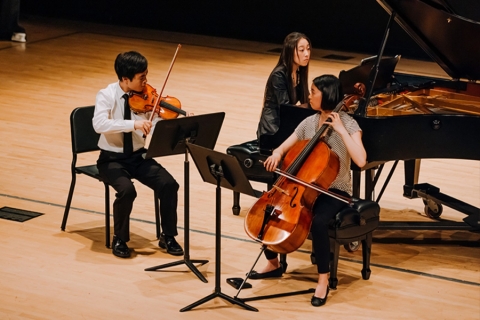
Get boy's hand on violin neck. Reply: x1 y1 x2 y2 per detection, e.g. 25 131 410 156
135 120 152 135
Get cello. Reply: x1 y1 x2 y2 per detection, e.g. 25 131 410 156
244 96 357 254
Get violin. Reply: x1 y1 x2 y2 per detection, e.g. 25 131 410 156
129 44 188 123
128 83 186 119
343 82 366 113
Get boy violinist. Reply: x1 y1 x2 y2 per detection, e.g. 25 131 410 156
93 51 188 258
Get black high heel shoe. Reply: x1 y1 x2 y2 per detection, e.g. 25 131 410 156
249 263 284 279
311 286 329 307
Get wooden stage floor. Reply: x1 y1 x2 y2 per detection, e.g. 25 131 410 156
0 15 479 320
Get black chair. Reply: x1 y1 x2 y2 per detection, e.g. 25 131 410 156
226 139 275 215
327 198 380 289
280 198 380 290
61 106 160 248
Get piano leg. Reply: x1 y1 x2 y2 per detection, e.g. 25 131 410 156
403 159 421 198
352 170 361 198
352 168 375 200
365 168 375 201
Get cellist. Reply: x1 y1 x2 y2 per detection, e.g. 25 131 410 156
249 74 367 307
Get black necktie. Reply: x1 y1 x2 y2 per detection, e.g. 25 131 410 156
122 94 133 155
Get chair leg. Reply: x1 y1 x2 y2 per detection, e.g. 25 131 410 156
61 173 77 231
361 232 373 280
329 237 340 290
104 183 111 248
232 191 240 215
154 192 160 239
310 245 316 265
279 253 288 273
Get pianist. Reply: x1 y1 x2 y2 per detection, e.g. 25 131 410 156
257 32 312 138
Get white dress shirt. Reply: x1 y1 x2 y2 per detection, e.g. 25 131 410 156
93 82 160 153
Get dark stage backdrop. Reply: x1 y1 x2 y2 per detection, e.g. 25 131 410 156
21 0 480 61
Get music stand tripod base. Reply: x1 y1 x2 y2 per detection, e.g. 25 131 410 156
144 257 209 282
182 143 258 312
233 245 315 304
143 113 225 283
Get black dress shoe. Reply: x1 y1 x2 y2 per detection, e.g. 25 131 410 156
249 264 283 279
159 233 184 256
112 236 131 258
311 286 329 307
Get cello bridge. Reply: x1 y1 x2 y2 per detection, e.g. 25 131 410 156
273 185 290 196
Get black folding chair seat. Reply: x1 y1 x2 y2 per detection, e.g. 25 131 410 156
327 198 380 289
226 139 276 215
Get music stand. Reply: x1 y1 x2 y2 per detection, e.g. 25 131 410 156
144 112 225 283
180 143 258 312
338 55 400 95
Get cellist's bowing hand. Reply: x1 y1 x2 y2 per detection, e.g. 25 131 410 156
134 119 152 135
186 112 194 117
264 152 282 172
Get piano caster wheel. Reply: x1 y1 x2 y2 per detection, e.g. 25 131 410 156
423 199 443 219
344 241 360 252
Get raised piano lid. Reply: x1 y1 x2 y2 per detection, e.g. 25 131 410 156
377 0 480 81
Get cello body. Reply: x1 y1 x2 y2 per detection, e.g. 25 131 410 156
244 139 339 254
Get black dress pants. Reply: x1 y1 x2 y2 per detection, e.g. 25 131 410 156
0 0 24 39
97 149 179 242
263 189 349 274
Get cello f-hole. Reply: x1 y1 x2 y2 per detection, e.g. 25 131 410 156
289 186 298 208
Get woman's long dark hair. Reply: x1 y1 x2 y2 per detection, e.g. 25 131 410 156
275 32 311 104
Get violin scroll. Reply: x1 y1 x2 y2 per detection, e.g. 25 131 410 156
342 82 366 113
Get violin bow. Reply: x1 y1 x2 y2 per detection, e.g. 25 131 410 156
149 44 182 122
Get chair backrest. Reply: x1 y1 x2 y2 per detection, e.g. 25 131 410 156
70 106 100 154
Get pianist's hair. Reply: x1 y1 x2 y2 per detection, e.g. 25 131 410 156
276 32 311 105
114 51 148 81
313 74 343 111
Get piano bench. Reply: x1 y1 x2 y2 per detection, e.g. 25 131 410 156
226 139 276 215
328 198 380 289
279 198 380 290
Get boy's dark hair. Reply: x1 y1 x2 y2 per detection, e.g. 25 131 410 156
312 74 343 111
114 51 148 81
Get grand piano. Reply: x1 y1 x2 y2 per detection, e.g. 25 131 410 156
229 0 480 230
346 0 480 231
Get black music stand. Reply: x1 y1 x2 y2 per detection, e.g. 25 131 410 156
144 112 225 283
180 143 259 312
